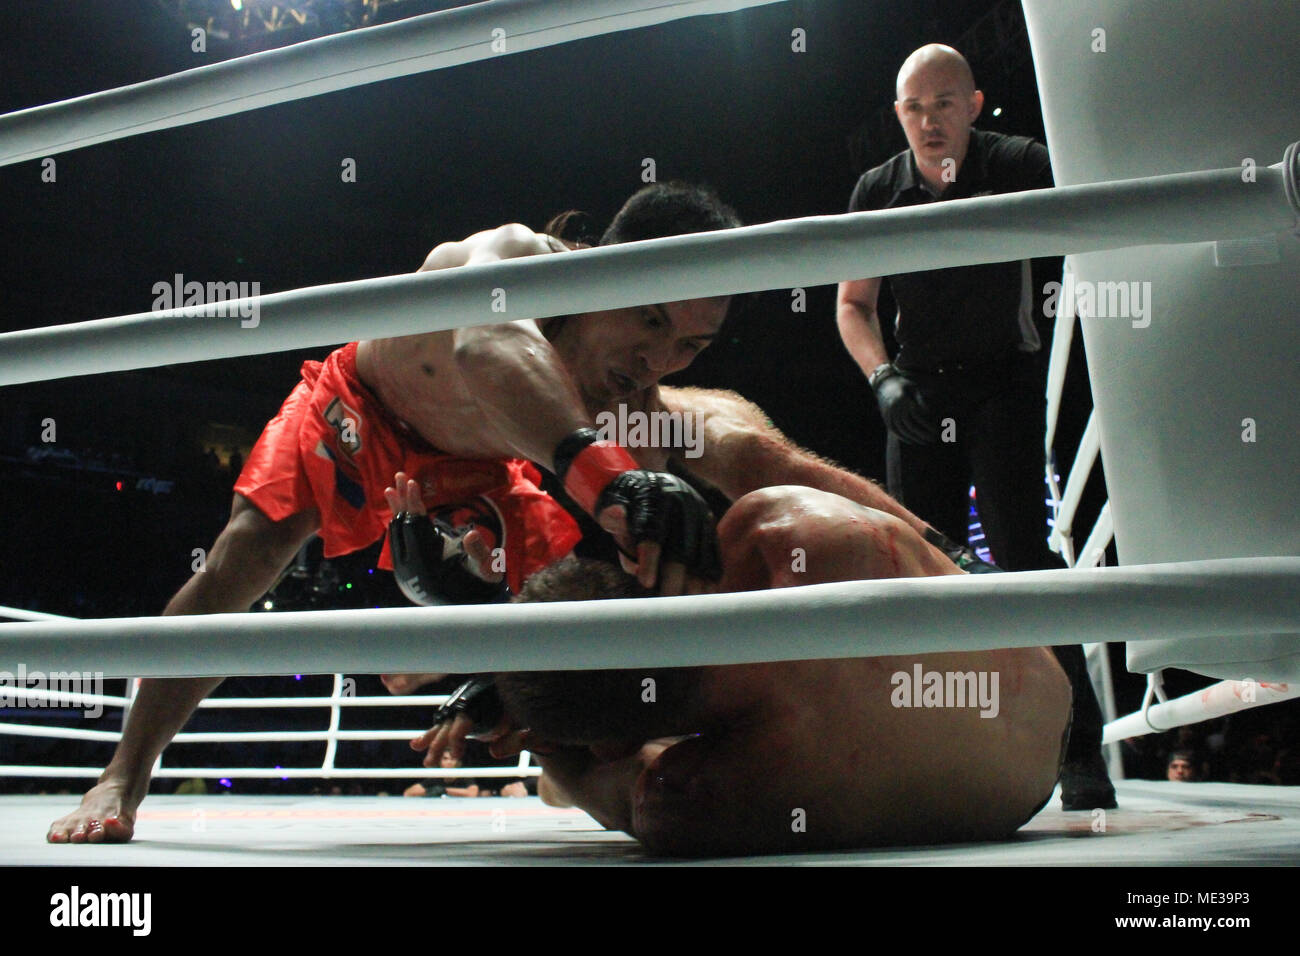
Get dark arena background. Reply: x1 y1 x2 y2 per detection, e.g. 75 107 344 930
0 0 1296 899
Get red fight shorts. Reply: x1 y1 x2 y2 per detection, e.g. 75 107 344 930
234 342 582 594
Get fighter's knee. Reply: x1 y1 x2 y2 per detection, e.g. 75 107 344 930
217 499 317 573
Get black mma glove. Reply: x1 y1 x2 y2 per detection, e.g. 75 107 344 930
554 427 722 580
596 469 722 579
431 676 504 739
389 511 510 605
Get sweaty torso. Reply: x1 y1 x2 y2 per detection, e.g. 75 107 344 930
355 334 674 466
631 486 1071 854
714 485 960 591
355 333 521 459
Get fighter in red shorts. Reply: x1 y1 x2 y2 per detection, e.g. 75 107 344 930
235 341 581 598
48 183 974 844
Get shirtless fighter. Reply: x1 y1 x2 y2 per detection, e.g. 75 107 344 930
487 485 1071 856
49 183 961 844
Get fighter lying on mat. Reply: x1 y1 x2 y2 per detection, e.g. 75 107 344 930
482 485 1071 856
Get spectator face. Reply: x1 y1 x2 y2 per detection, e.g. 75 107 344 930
1167 757 1194 782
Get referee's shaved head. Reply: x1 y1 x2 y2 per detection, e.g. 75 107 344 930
892 43 984 181
896 44 976 100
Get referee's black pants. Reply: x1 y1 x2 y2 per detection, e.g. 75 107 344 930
885 349 1106 776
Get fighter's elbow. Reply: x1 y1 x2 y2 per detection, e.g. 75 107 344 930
453 322 535 378
483 222 543 261
420 240 467 272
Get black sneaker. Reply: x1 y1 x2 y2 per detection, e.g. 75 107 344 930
1060 753 1118 810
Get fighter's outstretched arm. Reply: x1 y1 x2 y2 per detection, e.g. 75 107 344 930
660 386 937 539
453 314 591 469
438 226 720 591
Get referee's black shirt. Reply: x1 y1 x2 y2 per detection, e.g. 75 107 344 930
847 128 1054 369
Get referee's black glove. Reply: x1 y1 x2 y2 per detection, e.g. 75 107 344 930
871 365 940 445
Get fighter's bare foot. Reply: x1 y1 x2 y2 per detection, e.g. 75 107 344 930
47 781 138 844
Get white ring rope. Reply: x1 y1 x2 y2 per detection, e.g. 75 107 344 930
0 688 535 781
0 673 448 710
1140 671 1171 733
0 686 449 710
0 606 75 623
0 606 523 780
0 605 511 777
0 0 786 168
1074 503 1114 572
0 722 437 744
2 160 1297 388
1048 411 1100 554
1104 680 1299 745
0 766 537 780
1042 266 1076 459
191 694 450 709
0 558 1295 678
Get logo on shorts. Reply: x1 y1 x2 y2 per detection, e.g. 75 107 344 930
322 397 363 459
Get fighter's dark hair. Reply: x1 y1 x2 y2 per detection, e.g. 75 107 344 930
495 557 705 744
541 182 748 330
598 181 742 245
541 209 601 247
544 182 742 248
